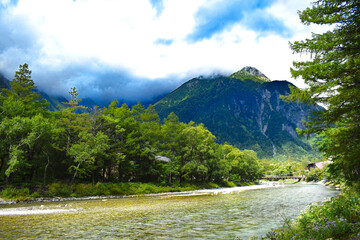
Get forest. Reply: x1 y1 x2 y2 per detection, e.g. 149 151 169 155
1 0 360 238
0 64 264 186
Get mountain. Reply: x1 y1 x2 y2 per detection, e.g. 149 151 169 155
0 73 10 89
0 73 100 110
154 66 323 159
36 90 68 111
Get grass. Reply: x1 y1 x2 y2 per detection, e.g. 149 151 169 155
0 180 244 202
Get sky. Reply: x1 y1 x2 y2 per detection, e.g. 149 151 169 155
0 0 329 104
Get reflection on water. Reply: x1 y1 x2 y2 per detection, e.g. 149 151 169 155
0 184 339 239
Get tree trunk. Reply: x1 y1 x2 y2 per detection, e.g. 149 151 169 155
71 161 82 185
67 130 71 151
26 149 35 181
43 152 50 183
106 167 111 182
0 157 4 175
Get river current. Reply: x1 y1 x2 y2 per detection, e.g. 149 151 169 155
0 183 339 239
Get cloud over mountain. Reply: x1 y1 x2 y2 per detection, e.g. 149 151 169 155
0 0 328 103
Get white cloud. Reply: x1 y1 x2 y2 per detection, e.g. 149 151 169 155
0 0 332 101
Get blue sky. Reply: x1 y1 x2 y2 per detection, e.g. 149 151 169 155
0 0 327 104
188 0 290 41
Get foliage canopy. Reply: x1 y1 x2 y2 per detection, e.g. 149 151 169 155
0 64 264 185
285 0 360 185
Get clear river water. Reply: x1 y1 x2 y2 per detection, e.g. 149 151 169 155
0 183 339 239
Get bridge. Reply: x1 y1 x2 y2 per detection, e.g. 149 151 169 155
261 176 303 181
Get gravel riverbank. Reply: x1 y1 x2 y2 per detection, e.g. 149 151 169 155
0 183 285 205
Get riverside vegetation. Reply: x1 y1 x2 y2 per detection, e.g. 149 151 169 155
0 64 320 202
0 180 244 202
0 158 318 202
261 0 360 239
266 190 360 239
2 0 360 238
0 63 264 201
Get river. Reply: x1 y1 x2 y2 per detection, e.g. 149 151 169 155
0 183 339 239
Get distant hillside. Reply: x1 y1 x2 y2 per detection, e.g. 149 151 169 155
36 90 67 111
0 73 99 110
0 73 10 89
154 67 322 159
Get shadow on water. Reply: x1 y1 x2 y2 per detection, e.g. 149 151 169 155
0 184 339 239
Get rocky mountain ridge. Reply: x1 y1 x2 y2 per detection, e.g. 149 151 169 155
154 67 322 159
231 66 270 82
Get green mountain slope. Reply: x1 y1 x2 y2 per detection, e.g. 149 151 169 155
0 73 10 89
0 73 98 110
154 67 322 159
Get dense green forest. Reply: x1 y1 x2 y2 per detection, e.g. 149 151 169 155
0 64 264 185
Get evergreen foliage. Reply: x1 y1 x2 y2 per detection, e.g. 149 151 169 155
284 0 360 185
265 1 360 239
0 64 264 185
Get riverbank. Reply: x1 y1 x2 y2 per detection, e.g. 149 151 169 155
259 179 360 239
1 180 340 205
0 181 260 204
0 183 286 207
297 179 343 191
265 188 360 239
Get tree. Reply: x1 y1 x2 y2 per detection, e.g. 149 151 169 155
137 105 163 181
285 0 360 185
103 101 135 181
68 131 110 184
159 112 186 183
179 123 216 182
214 143 235 181
218 144 261 182
0 115 53 182
58 87 89 152
88 106 109 181
103 101 159 182
0 64 53 183
241 150 263 181
1 63 48 118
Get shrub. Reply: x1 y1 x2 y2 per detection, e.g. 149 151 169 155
305 167 324 182
266 190 360 239
107 183 123 195
95 182 112 195
73 183 95 197
30 191 41 198
207 182 220 188
1 187 31 201
46 182 71 197
219 179 237 187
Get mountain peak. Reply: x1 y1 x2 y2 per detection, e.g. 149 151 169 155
154 73 321 159
230 66 270 82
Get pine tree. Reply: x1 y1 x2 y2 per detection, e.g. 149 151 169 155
286 0 360 185
0 64 52 182
1 63 48 117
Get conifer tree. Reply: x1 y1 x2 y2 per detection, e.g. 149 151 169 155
1 63 48 117
0 64 52 182
286 0 360 185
